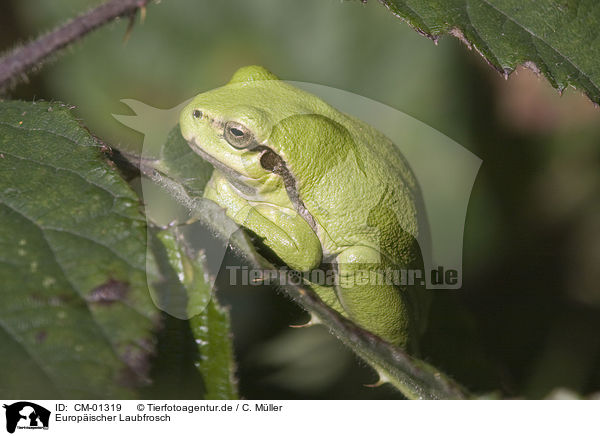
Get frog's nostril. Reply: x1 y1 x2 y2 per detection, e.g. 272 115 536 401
192 109 202 119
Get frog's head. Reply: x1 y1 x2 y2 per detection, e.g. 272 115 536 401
180 66 352 196
180 66 292 192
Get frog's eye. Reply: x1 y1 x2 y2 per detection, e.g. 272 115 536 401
192 109 202 119
224 121 254 149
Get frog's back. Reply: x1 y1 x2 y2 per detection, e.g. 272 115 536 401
219 66 424 266
275 94 423 267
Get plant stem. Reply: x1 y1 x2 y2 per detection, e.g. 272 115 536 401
0 0 151 89
282 283 469 399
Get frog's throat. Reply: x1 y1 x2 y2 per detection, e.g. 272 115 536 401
188 138 318 235
187 139 258 197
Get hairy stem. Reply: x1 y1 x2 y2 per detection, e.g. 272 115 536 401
279 282 468 399
0 0 151 89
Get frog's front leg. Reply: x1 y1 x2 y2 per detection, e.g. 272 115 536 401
204 171 322 272
335 246 416 349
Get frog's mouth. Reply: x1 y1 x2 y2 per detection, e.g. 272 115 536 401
187 138 258 196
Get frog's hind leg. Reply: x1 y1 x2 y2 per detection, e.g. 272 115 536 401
334 246 415 349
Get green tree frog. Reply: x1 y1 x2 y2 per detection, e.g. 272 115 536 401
180 66 428 350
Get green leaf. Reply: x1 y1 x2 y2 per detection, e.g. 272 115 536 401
376 0 600 104
149 225 237 400
0 100 159 399
189 293 239 400
145 128 238 400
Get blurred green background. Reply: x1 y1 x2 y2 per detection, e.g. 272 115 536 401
2 0 599 399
